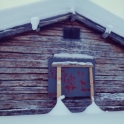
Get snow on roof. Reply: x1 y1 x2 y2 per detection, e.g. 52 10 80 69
0 0 124 38
54 53 93 59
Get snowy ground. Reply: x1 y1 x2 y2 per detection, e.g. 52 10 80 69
0 96 124 124
1 112 124 124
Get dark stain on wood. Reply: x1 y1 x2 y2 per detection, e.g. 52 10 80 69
0 19 124 116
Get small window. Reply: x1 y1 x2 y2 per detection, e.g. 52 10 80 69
63 27 80 40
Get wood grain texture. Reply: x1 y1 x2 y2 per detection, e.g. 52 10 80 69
0 87 48 94
89 67 94 100
0 81 48 87
57 67 61 98
0 68 48 74
0 19 124 115
0 74 48 80
0 94 49 100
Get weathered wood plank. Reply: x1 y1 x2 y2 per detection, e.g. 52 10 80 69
0 46 124 59
63 100 91 107
68 107 86 113
0 13 71 39
0 107 85 116
1 41 123 57
96 64 124 71
39 13 71 27
36 29 103 40
0 40 111 50
76 14 105 33
0 42 112 53
0 74 48 80
2 37 121 55
96 100 124 106
41 26 93 33
3 37 110 46
13 35 62 42
0 87 48 94
0 60 48 68
0 99 92 110
0 94 49 100
95 81 124 86
95 58 124 64
0 24 32 39
99 106 124 111
96 76 124 81
0 35 112 50
1 106 123 116
0 46 70 54
0 52 52 60
0 68 48 74
0 81 48 87
0 108 51 116
95 84 124 88
95 93 124 101
95 86 124 93
0 100 56 109
96 70 124 76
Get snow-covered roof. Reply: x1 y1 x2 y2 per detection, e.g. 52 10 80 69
0 0 124 43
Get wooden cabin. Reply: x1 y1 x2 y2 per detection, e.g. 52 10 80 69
0 0 124 116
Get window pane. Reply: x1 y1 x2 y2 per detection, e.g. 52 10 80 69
63 27 71 39
71 28 80 39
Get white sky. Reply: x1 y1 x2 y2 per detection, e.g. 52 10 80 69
0 0 124 19
91 0 124 19
0 0 41 9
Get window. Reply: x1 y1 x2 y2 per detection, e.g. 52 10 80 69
63 27 80 40
48 58 95 98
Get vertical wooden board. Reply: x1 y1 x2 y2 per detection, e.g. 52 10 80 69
89 67 94 101
48 58 95 98
57 67 61 98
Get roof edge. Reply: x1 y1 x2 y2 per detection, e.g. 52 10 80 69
0 13 124 46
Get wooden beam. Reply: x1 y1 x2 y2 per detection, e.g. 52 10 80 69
89 67 94 102
109 32 124 45
57 67 61 98
71 14 77 22
0 13 124 46
0 13 71 39
76 13 124 46
52 63 93 68
39 13 71 27
76 13 105 33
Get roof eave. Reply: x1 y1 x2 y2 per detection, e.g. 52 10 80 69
0 13 124 46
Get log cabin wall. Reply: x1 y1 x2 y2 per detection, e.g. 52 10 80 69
0 19 124 115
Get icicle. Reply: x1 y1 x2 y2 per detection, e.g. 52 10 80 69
31 17 40 30
102 25 113 38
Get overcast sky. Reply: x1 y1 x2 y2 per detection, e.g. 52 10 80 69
0 0 41 9
0 0 124 19
92 0 124 19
